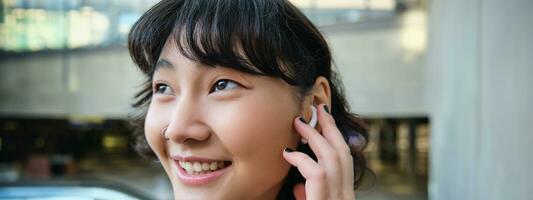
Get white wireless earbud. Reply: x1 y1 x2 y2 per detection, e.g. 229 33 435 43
301 105 317 144
308 105 318 128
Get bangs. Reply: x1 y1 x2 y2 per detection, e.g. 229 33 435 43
128 0 319 83
128 0 330 106
172 0 295 82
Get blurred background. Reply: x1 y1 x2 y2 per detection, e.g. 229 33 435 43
0 0 531 199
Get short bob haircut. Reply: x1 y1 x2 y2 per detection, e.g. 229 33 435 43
128 0 370 199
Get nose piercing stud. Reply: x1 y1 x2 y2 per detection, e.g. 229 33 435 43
162 127 169 140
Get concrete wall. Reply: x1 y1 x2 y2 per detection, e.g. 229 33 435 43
0 47 144 118
427 0 533 199
327 16 427 117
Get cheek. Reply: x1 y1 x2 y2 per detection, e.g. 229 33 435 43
144 104 168 158
210 91 300 195
214 94 299 162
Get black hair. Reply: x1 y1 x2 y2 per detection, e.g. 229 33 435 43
127 0 370 199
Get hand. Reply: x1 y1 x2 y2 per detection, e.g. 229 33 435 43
283 104 355 200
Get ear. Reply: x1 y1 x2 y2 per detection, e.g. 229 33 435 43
310 76 331 108
302 76 331 121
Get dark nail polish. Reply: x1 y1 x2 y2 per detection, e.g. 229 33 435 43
323 105 330 113
298 117 306 123
284 148 294 152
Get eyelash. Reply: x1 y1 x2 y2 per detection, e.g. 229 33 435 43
153 79 241 95
209 79 241 93
154 83 172 95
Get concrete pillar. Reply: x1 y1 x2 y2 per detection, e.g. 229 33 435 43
427 0 533 199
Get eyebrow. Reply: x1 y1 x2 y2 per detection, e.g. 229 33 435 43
154 59 175 72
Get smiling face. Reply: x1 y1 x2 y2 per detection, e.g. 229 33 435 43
144 40 303 199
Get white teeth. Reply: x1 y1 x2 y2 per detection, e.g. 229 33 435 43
193 162 202 172
178 161 229 174
202 163 210 171
209 162 218 170
183 162 193 174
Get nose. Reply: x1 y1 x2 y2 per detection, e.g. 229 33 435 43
164 99 211 144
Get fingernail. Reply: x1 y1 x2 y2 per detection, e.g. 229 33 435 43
284 148 294 152
298 116 306 123
323 104 330 114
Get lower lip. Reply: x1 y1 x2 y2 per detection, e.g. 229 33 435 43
174 161 230 186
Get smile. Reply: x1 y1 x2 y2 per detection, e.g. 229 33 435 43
172 156 232 186
178 160 231 175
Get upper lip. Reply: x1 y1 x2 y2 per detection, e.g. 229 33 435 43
171 155 230 163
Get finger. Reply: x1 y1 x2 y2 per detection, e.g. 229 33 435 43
282 149 322 180
317 104 351 157
294 116 343 197
293 183 306 200
294 117 340 166
317 104 355 191
294 116 343 186
283 149 327 200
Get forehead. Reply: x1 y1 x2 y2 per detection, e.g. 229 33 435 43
154 35 261 77
154 38 210 73
154 38 255 85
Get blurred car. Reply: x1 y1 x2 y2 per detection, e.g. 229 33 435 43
0 178 156 200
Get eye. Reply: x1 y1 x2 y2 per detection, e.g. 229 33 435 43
154 83 173 95
210 79 241 93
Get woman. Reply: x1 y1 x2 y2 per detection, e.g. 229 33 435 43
128 0 369 199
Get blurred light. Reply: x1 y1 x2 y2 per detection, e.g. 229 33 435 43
1 4 111 52
397 123 409 150
68 115 104 124
290 0 395 10
368 0 396 10
389 184 417 195
0 186 141 200
416 124 430 153
399 10 427 61
102 135 127 150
